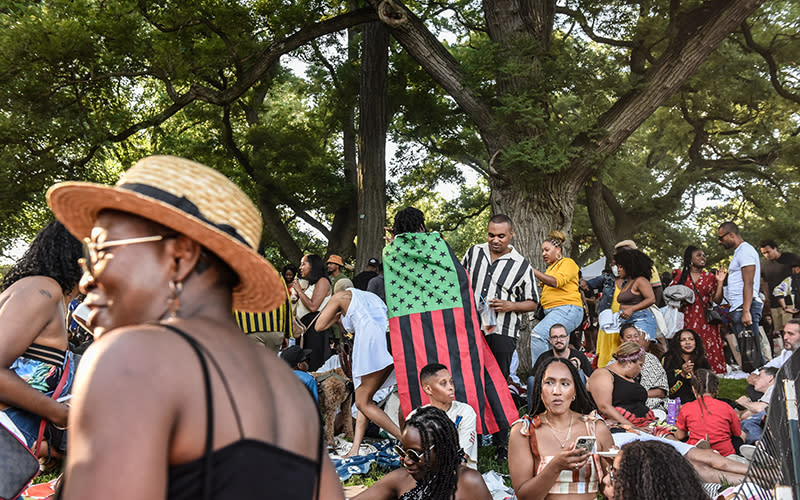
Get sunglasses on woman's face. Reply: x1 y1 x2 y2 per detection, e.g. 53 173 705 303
80 234 176 280
394 444 433 462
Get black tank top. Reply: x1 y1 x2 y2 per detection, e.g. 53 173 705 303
162 324 323 500
55 326 324 500
610 371 650 418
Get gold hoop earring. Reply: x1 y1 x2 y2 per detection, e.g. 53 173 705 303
168 280 183 318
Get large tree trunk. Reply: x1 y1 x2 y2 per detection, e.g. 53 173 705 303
490 170 585 269
356 21 390 273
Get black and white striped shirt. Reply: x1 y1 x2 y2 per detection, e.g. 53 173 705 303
462 243 539 338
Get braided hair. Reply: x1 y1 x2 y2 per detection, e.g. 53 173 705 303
691 368 719 414
678 245 701 285
404 406 461 500
2 220 82 294
391 207 426 236
614 440 707 500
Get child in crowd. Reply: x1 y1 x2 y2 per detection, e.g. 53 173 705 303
674 369 741 456
407 363 478 469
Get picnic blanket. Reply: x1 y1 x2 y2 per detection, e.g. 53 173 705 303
383 232 518 435
330 440 402 481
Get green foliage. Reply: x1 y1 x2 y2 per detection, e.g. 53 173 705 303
718 378 748 402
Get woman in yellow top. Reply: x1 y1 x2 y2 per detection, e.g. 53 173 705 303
530 231 585 366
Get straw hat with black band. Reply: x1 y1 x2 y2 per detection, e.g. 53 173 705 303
46 155 284 313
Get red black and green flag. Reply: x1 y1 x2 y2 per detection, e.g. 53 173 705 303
383 232 518 434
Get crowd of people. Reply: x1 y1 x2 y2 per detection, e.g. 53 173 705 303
0 154 796 500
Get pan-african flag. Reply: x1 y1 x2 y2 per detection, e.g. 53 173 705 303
383 232 518 434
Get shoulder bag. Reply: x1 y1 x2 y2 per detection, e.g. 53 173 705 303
689 274 722 325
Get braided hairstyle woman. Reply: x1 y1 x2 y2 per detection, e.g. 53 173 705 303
678 245 701 284
391 207 427 236
690 368 719 414
613 440 707 500
403 405 461 500
2 219 82 293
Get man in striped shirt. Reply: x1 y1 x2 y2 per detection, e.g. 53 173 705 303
462 214 539 461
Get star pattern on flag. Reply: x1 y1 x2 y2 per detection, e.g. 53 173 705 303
383 232 461 318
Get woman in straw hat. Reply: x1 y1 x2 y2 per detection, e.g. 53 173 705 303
47 156 344 499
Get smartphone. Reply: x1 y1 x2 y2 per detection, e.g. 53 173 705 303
574 436 596 453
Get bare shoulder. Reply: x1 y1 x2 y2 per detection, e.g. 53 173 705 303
587 367 611 391
2 275 61 304
457 465 492 499
78 325 180 383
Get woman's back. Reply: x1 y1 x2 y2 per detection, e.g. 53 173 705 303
63 318 326 499
676 397 739 456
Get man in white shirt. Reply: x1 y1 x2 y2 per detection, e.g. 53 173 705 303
718 221 764 367
407 363 478 469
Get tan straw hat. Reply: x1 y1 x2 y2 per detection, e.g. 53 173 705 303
46 155 283 312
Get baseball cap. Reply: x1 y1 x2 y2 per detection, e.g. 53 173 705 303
281 345 312 367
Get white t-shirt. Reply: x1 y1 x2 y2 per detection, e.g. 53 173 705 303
407 401 478 469
728 242 761 310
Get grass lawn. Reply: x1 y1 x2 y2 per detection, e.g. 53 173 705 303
718 377 748 401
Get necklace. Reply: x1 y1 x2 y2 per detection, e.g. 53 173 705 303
543 411 574 448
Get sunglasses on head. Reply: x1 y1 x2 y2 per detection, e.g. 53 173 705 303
394 443 433 462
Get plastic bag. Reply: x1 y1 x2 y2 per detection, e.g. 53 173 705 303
662 306 683 339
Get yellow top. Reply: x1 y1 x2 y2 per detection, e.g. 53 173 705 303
539 257 583 309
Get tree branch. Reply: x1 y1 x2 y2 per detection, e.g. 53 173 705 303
555 7 635 48
568 0 765 186
740 23 800 105
365 0 496 145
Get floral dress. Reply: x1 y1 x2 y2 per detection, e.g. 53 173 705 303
671 270 726 374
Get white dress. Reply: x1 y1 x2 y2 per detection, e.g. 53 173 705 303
341 288 393 388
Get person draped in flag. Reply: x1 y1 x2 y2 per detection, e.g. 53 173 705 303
383 207 518 442
462 214 539 462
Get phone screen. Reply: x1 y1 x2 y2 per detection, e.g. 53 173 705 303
575 436 596 453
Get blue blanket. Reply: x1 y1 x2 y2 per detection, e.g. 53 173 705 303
331 440 402 481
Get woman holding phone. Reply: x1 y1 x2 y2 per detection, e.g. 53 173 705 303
509 357 614 500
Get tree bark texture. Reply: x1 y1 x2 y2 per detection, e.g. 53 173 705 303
490 170 584 269
356 21 390 273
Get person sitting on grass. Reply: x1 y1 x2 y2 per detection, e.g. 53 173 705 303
407 363 478 469
737 366 777 444
674 369 742 456
509 357 614 500
281 345 319 402
601 440 708 500
588 342 749 484
353 406 492 500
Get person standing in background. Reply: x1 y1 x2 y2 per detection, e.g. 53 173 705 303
462 214 539 463
759 239 800 332
718 222 764 368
